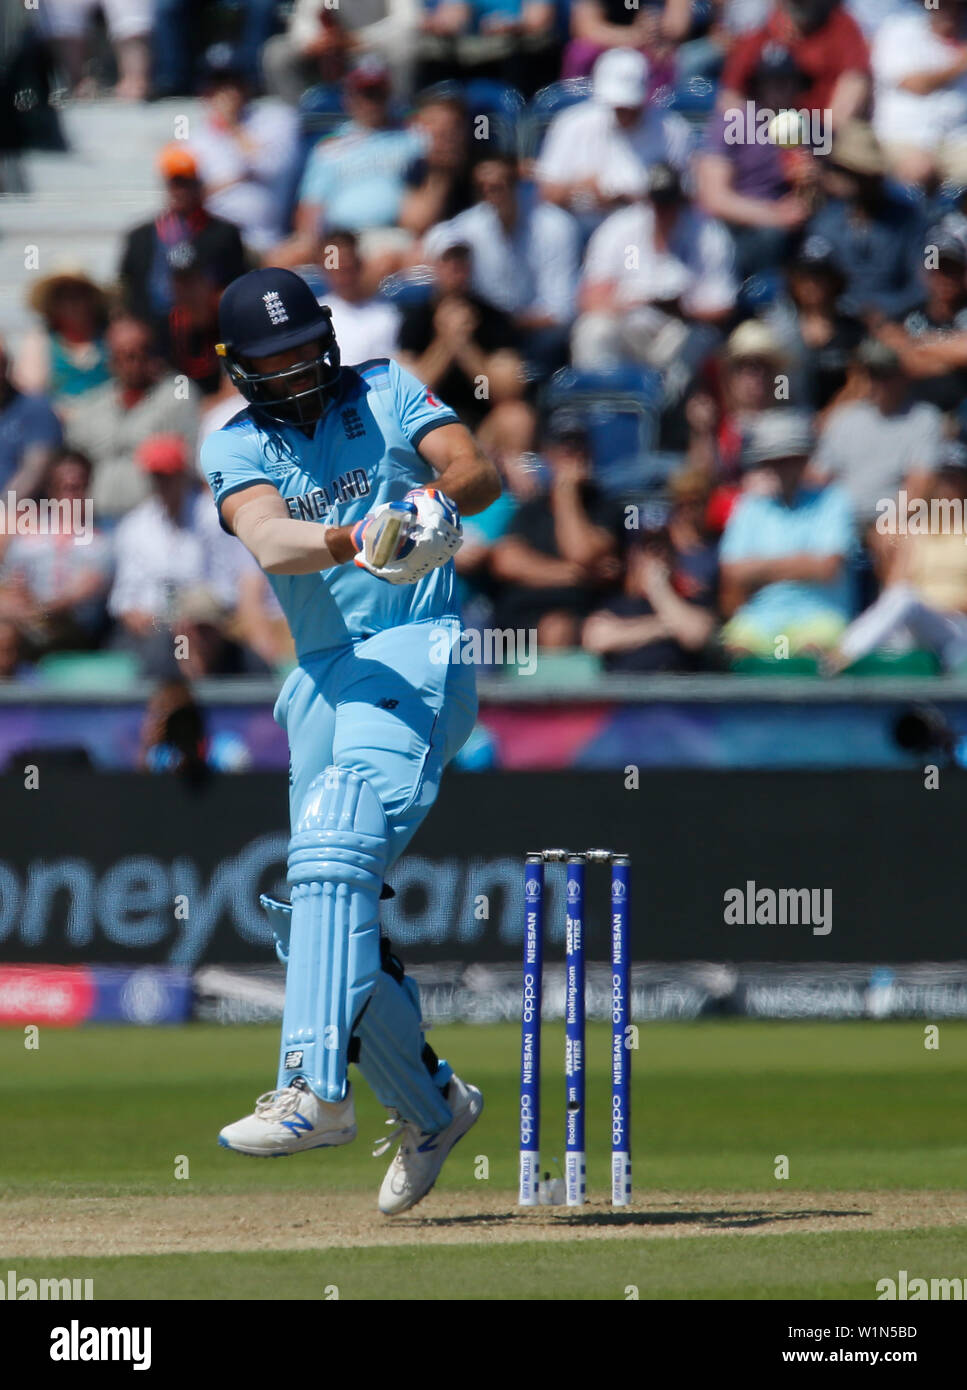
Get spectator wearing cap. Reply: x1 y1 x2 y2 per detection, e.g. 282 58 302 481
398 88 476 240
573 161 737 371
562 0 676 90
490 416 625 648
186 44 300 256
829 441 967 673
64 317 200 522
813 339 943 536
263 0 420 104
107 434 250 675
397 237 525 431
278 58 423 269
681 320 792 533
14 267 110 411
0 450 112 656
0 336 62 512
764 235 863 413
720 0 871 131
119 144 248 332
805 122 927 326
710 320 791 477
696 43 817 280
873 224 967 420
43 0 151 101
151 248 224 397
537 49 692 231
871 0 967 188
425 152 580 376
317 229 401 364
582 469 719 671
719 408 854 656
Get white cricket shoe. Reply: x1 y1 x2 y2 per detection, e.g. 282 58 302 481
374 1073 483 1215
218 1076 357 1157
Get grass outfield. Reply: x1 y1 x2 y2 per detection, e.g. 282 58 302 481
7 1230 967 1301
2 1020 966 1299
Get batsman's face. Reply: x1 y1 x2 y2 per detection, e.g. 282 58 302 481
248 341 323 399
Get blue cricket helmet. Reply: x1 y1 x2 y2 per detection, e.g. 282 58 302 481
216 267 341 427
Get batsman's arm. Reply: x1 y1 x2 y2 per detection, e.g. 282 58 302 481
221 484 357 574
416 421 502 517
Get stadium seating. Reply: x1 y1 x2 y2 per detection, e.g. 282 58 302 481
661 75 718 132
737 271 784 315
542 365 664 496
36 650 141 691
508 648 603 686
731 651 941 678
0 98 204 346
461 78 525 155
845 651 941 677
297 83 347 138
378 264 437 308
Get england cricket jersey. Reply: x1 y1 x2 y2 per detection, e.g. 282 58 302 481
200 358 461 658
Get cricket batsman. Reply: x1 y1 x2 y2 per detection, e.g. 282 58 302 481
201 267 500 1213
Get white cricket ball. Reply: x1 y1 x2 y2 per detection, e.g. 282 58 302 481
768 110 806 148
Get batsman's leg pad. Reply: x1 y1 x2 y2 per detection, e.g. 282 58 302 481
260 894 292 965
354 938 453 1132
279 767 389 1101
262 886 394 967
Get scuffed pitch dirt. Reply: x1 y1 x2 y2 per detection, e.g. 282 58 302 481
2 1189 966 1257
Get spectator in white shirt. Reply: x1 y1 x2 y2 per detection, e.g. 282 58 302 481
425 152 581 375
872 0 967 186
537 48 692 231
317 229 401 364
572 162 738 371
107 435 244 675
188 44 300 256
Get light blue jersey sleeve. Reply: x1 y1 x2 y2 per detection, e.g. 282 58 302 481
199 409 276 529
385 357 460 445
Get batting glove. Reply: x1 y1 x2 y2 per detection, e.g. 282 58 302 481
403 487 462 569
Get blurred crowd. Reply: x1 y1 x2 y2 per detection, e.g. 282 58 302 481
5 0 967 683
